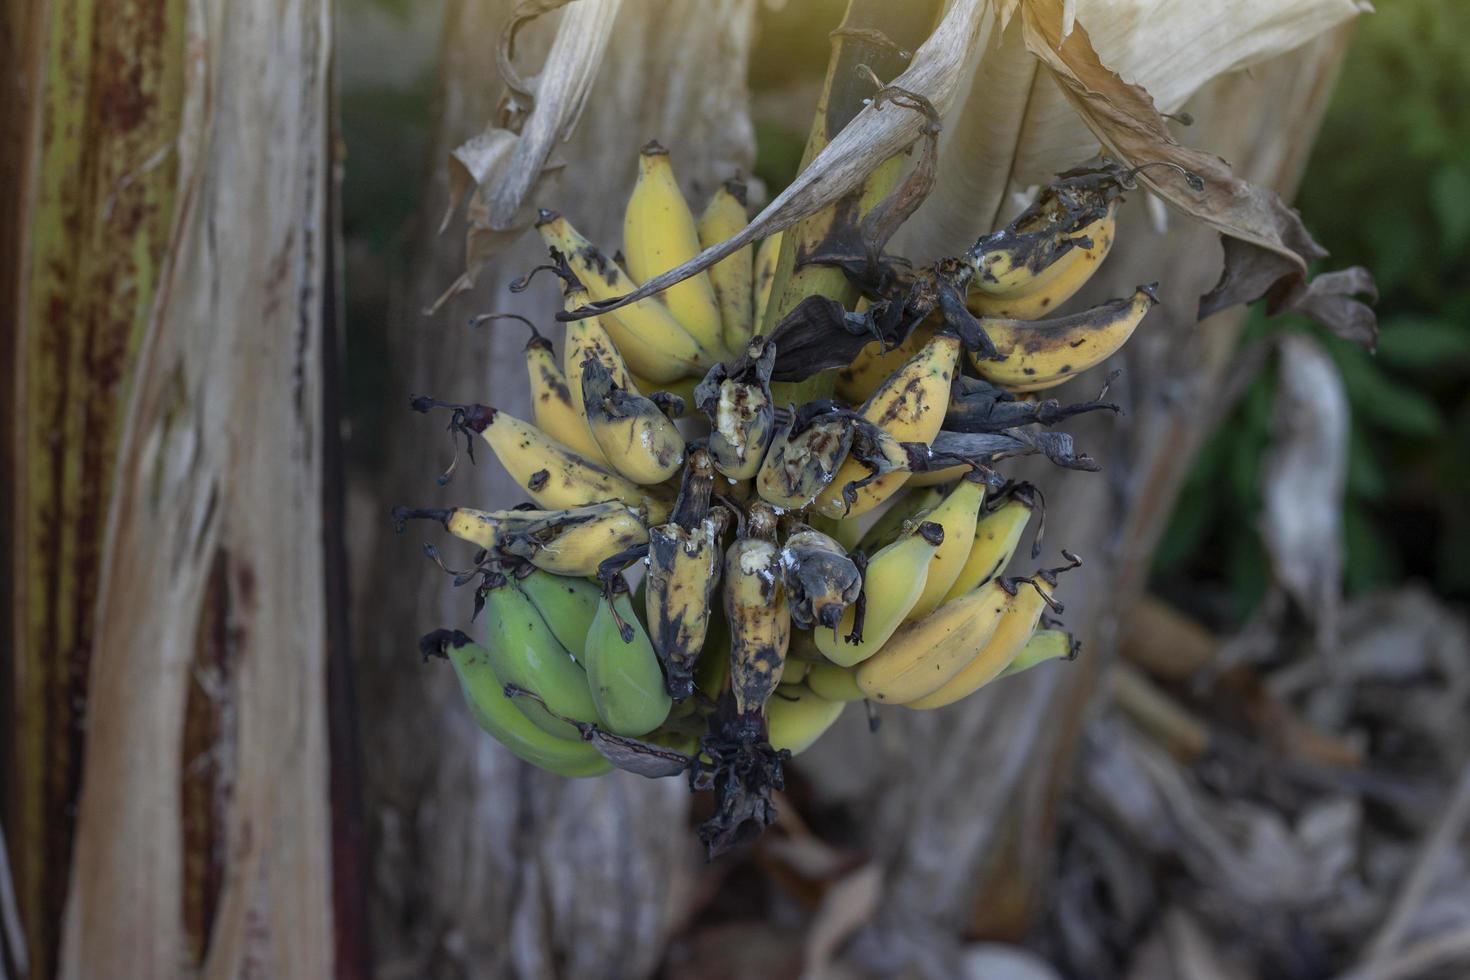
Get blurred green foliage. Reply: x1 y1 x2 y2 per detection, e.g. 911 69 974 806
1154 0 1470 615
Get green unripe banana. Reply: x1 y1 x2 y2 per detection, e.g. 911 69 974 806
583 581 673 736
422 629 610 778
516 568 602 662
483 575 600 739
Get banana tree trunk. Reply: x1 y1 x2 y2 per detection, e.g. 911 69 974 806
345 1 756 976
2 0 338 977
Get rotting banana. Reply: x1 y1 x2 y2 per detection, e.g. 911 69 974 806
906 474 986 620
815 521 944 667
752 231 783 329
624 141 726 356
780 524 862 632
537 209 709 381
583 577 673 736
421 629 611 777
812 333 961 519
805 661 866 703
478 312 610 467
646 448 727 699
724 502 792 721
580 359 686 485
698 337 777 481
766 685 845 756
904 577 1058 709
699 177 755 353
855 578 1014 705
943 493 1035 601
501 502 650 577
481 572 601 739
515 566 603 662
998 628 1077 678
970 285 1159 392
562 284 638 423
967 207 1116 321
755 408 854 511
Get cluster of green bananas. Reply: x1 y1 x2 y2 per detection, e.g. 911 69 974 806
399 143 1151 851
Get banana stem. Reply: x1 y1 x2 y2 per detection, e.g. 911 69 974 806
763 0 943 405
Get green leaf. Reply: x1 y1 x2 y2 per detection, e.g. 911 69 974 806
1375 316 1470 370
1431 166 1470 253
1333 348 1444 437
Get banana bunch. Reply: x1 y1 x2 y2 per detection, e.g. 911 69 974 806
395 146 1180 854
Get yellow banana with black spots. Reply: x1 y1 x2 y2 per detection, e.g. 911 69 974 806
967 206 1117 321
698 176 755 353
580 359 686 485
752 231 783 329
766 684 846 756
943 493 1035 601
420 629 611 777
537 209 709 381
812 332 961 519
394 501 649 578
906 474 986 621
835 317 940 405
724 502 791 720
970 285 1158 393
623 142 726 355
815 521 944 667
561 283 638 429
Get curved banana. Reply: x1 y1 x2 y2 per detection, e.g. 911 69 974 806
536 210 709 381
516 568 602 662
755 410 854 511
855 578 1012 705
997 628 1077 679
422 629 610 777
766 685 846 756
780 525 862 632
805 662 866 703
562 284 639 427
580 359 686 485
646 448 726 699
943 495 1034 602
813 333 961 519
966 208 1116 321
834 318 939 405
482 573 601 739
903 579 1055 709
854 485 944 553
906 475 986 621
583 579 673 736
752 231 783 330
970 285 1158 392
698 177 755 353
815 521 944 667
413 399 670 520
724 502 792 720
481 313 610 466
623 142 725 354
500 502 650 577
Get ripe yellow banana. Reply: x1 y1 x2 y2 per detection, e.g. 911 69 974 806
582 578 673 736
421 629 610 777
766 685 846 756
805 662 866 703
812 333 961 519
698 177 755 353
536 209 709 382
646 448 726 699
834 318 939 405
903 579 1055 709
968 204 1117 303
970 285 1158 393
905 475 987 620
623 142 725 355
815 521 944 667
481 572 601 739
392 501 647 578
752 231 783 329
855 485 945 553
967 207 1117 321
580 359 686 485
724 502 792 720
944 495 1034 601
412 398 671 521
562 284 639 425
855 577 1013 705
997 627 1077 679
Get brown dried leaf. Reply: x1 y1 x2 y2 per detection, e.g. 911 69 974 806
563 0 991 320
1018 0 1376 343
